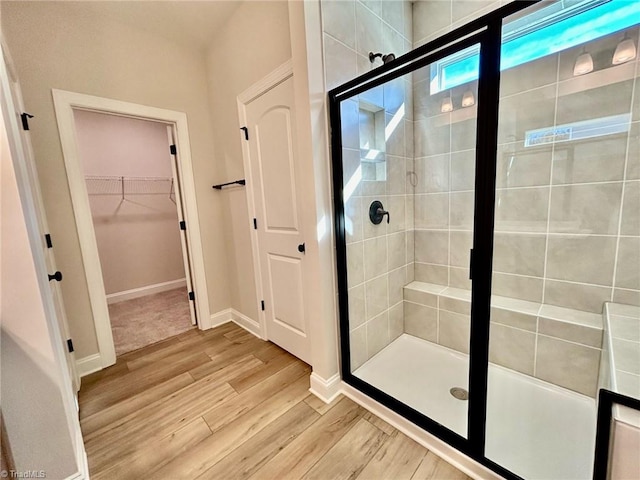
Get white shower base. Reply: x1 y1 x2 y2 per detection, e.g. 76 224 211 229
354 334 596 480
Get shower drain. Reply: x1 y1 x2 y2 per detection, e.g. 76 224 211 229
450 387 469 401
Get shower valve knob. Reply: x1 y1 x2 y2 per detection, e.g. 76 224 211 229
369 200 390 225
378 208 390 223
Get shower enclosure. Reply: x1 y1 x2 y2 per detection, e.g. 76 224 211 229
330 1 640 478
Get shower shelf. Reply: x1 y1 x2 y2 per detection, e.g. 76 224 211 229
403 280 604 396
404 280 602 331
602 303 640 426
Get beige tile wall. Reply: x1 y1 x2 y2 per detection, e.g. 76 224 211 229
404 282 604 396
412 3 640 314
321 0 415 370
413 0 502 48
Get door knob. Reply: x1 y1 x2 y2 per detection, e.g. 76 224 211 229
298 243 306 254
48 271 63 282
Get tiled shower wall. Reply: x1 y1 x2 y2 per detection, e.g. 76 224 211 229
413 0 502 48
321 0 415 369
493 35 640 311
412 2 640 313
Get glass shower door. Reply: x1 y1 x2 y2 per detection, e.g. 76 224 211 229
337 43 481 439
485 1 640 478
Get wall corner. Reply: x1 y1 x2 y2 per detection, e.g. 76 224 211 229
288 0 340 382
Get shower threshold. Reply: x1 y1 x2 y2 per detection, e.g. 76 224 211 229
354 334 596 480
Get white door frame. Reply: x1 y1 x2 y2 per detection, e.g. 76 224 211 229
237 60 294 340
52 90 211 371
1 42 89 480
1 43 80 392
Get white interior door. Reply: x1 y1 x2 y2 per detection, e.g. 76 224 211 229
1 46 80 392
166 127 197 326
245 75 311 364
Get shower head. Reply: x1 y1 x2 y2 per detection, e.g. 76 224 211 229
369 52 396 64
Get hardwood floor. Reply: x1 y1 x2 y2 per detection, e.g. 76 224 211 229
79 322 471 480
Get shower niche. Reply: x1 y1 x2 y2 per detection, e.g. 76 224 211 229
331 1 640 479
358 101 387 182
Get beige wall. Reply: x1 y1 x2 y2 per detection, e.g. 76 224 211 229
1 108 78 479
74 110 185 295
205 0 292 320
1 2 231 359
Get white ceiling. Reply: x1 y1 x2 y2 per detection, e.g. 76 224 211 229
73 1 244 51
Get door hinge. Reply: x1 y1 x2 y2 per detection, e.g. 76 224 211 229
180 220 186 231
189 291 195 301
170 144 177 155
67 339 74 353
45 233 53 249
253 218 257 230
240 126 249 140
261 300 265 311
469 249 474 280
21 112 34 131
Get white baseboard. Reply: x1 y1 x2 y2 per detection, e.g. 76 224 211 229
65 468 87 480
207 309 262 340
340 383 501 480
78 308 255 378
309 372 342 403
209 308 233 329
76 353 102 378
66 428 89 480
106 278 187 304
230 309 263 339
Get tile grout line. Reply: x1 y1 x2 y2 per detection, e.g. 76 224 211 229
384 133 391 350
448 0 453 352
405 179 640 193
610 52 638 302
447 92 453 291
411 261 631 292
362 222 369 363
534 51 563 376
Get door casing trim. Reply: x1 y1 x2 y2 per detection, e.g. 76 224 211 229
236 59 294 342
52 89 211 371
1 40 89 479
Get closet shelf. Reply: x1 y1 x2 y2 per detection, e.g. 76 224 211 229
85 175 176 201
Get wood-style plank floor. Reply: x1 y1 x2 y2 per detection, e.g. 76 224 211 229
79 322 471 480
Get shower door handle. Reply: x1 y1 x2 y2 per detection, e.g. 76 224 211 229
469 249 473 280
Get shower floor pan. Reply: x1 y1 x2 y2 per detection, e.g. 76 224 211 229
354 334 596 480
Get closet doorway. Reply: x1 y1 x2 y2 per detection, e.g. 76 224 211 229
53 90 210 369
75 110 194 355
